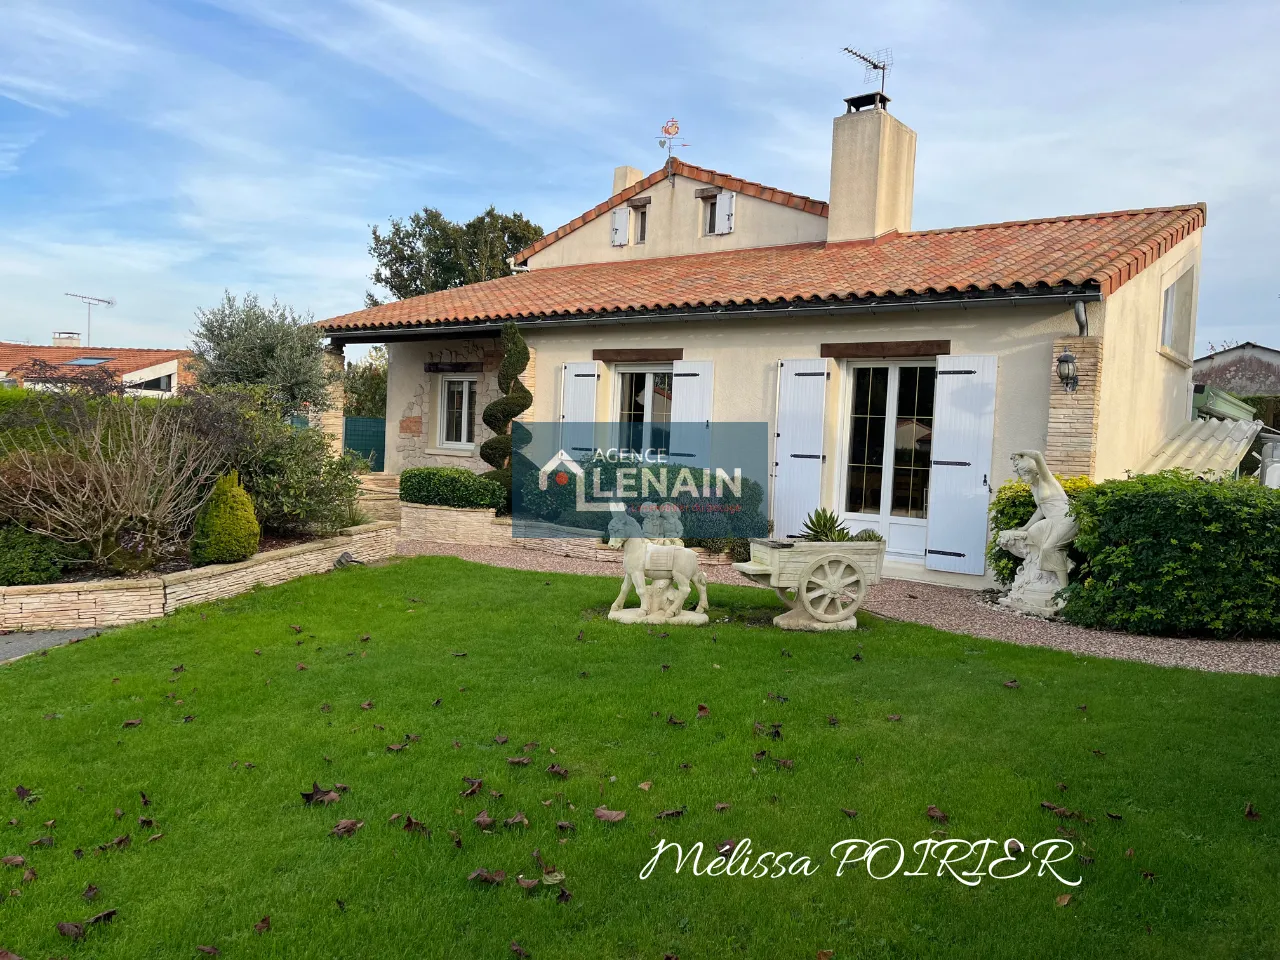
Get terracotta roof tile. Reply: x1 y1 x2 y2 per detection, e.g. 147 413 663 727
321 204 1206 335
515 159 830 263
0 343 190 379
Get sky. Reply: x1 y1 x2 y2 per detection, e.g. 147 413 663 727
1 0 1277 359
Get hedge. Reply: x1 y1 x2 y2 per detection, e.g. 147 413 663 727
1061 471 1280 638
987 475 1095 585
0 524 77 587
400 467 507 510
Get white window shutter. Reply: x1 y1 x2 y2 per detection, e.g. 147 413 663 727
560 361 600 456
610 207 629 246
925 355 998 575
715 191 735 234
668 360 714 467
773 358 828 539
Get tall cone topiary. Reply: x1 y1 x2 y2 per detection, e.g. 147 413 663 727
191 470 260 567
479 322 533 509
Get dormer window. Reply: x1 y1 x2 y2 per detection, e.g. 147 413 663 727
623 195 651 246
695 187 735 236
635 206 648 243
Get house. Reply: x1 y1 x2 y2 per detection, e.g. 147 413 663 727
318 92 1214 586
1194 341 1280 398
0 334 193 397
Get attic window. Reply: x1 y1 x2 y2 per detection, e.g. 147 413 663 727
698 189 735 236
1160 266 1195 361
64 357 111 366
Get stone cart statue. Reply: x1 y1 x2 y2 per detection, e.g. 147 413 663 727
607 512 709 626
997 450 1079 617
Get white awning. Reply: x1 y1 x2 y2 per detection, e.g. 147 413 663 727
1140 417 1263 479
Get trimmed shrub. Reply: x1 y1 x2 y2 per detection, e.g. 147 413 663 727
0 524 74 586
191 471 260 567
1061 471 1280 638
987 474 1095 585
478 322 533 511
237 418 364 536
400 467 506 510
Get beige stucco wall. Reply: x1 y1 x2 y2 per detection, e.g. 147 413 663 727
827 108 916 242
521 304 1077 504
1093 232 1202 479
524 173 829 269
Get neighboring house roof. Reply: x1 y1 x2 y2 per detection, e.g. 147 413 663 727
0 343 190 381
1140 416 1262 478
1193 341 1280 397
321 203 1206 335
514 159 830 264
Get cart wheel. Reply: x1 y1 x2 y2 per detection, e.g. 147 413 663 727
798 554 866 623
774 586 799 609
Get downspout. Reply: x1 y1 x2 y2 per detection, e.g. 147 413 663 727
1073 300 1089 336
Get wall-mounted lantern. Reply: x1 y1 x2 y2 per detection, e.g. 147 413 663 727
1056 350 1079 393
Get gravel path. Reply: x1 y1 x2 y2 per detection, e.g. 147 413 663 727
400 542 1280 677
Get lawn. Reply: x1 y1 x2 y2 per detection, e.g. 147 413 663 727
1 556 1277 959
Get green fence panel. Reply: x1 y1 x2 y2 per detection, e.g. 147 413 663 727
344 416 386 471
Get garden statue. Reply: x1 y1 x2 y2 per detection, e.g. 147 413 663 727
607 511 709 625
997 450 1079 617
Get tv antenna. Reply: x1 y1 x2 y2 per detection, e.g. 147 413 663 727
656 118 690 182
842 47 893 95
64 293 115 348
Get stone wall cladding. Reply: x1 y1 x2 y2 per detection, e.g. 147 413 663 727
400 504 512 547
0 523 398 633
1044 335 1103 478
395 340 501 473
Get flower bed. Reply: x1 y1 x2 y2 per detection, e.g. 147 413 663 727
0 522 397 632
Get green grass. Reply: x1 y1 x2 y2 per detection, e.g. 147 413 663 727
1 557 1277 959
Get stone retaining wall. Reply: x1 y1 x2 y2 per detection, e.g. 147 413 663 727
0 522 399 632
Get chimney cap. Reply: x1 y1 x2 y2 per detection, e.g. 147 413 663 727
844 92 890 113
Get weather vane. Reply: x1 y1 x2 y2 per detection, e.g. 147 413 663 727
842 47 893 95
657 118 690 181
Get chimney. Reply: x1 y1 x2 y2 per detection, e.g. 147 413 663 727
826 93 916 243
52 331 81 347
612 165 645 195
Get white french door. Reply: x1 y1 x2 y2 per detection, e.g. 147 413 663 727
839 361 937 559
616 364 673 455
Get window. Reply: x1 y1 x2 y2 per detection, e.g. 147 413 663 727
135 374 173 392
845 364 936 520
704 197 718 235
440 377 478 446
700 190 735 235
635 206 647 244
618 366 672 455
1160 266 1195 360
64 357 111 366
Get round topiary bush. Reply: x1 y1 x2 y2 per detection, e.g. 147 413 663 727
191 471 260 567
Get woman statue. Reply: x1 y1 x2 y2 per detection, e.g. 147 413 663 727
997 451 1079 615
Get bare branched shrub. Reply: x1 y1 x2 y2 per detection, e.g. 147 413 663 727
0 390 232 572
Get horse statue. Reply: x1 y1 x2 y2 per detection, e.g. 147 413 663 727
606 512 709 625
997 450 1080 617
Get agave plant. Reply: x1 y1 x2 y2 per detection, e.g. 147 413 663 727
800 508 853 542
850 527 884 542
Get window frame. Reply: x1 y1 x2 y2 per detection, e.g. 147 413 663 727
704 197 718 236
438 374 479 448
634 205 647 244
1158 264 1196 364
613 362 674 455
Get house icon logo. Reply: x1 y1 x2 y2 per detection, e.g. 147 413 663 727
537 450 623 513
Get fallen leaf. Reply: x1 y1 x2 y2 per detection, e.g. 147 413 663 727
1142 870 1157 881
1125 847 1134 858
655 807 686 820
27 837 53 848
140 791 151 806
506 756 531 766
926 805 949 825
1245 802 1261 821
715 802 731 812
510 941 529 958
753 749 769 761
253 649 261 655
546 764 569 778
773 757 794 770
556 821 575 831
254 916 271 934
494 735 509 745
122 718 142 728
1092 749 1106 757
818 952 834 960
827 715 839 726
405 733 421 742
403 815 429 835
504 812 529 828
1004 679 1020 688
386 743 405 753
660 664 670 672
96 835 131 852
469 868 505 885
56 922 85 939
147 833 164 843
296 663 307 671
1078 704 1087 711
1057 782 1068 791
516 876 539 890
448 829 462 849
1055 892 1073 906
320 704 332 713
329 819 363 837
491 789 503 798
360 700 374 710
523 741 539 753
696 704 710 718
182 715 196 723
196 947 220 955
841 808 858 818
88 909 116 925
334 783 349 792
21 869 34 884
852 652 863 661
302 782 341 806
461 778 483 797
638 781 652 792
1106 812 1123 821
886 714 901 722
473 809 496 829
431 698 442 707
594 806 626 823
83 884 99 901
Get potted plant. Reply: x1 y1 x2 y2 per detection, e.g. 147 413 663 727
799 508 886 583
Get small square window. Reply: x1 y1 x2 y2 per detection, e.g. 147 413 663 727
441 377 478 446
635 207 647 244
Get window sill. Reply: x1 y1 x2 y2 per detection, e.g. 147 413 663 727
1157 346 1193 369
425 445 480 457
